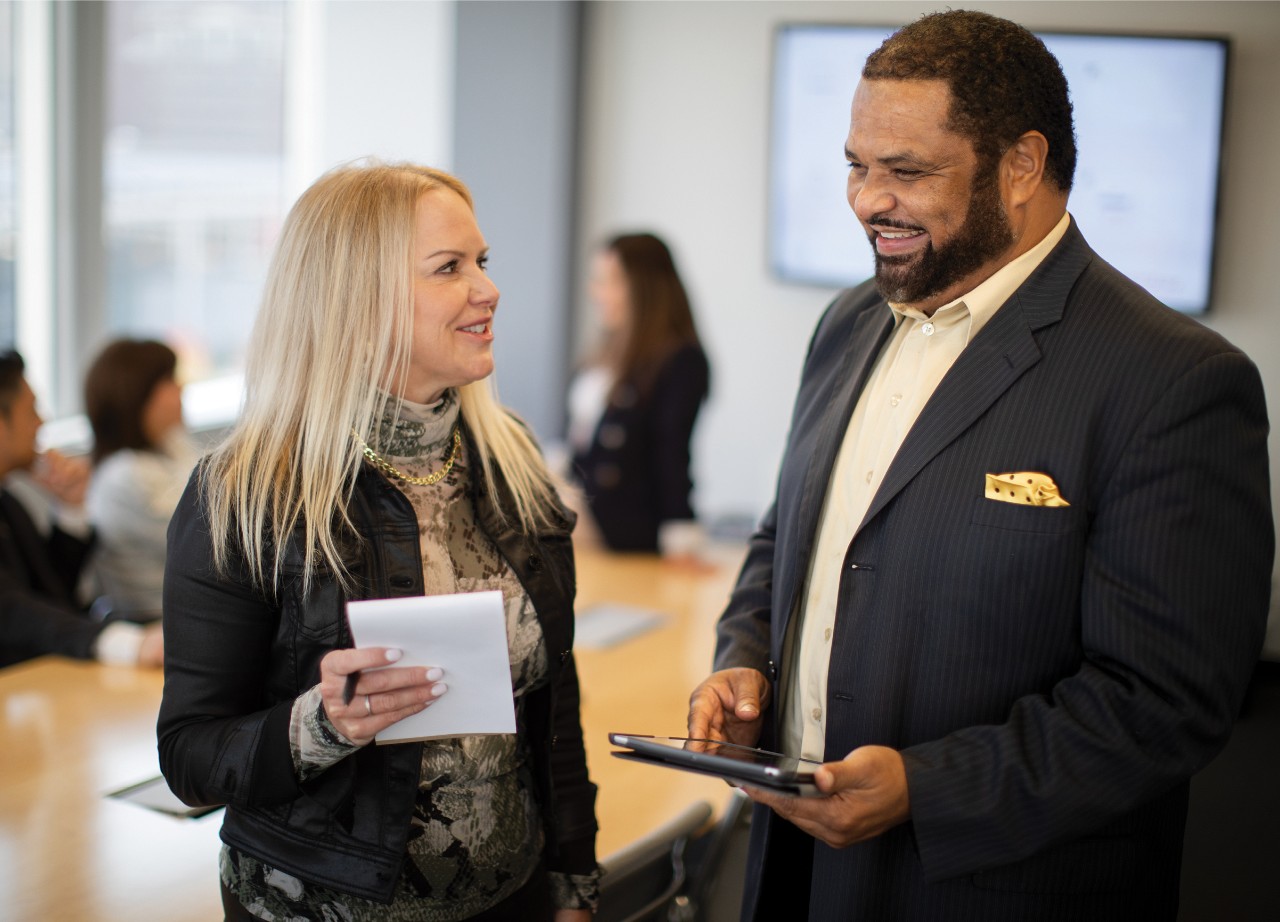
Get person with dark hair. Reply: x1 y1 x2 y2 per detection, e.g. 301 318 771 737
569 232 710 557
0 349 163 667
84 338 196 617
687 10 1270 921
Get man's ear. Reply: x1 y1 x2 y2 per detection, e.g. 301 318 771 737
1002 131 1049 208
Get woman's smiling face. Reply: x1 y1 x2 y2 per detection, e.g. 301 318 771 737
402 188 500 404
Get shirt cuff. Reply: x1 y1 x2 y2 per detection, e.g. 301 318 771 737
658 519 706 558
289 684 360 780
549 868 601 912
54 504 92 538
93 621 144 665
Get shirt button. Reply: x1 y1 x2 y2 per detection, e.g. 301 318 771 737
811 707 822 721
824 628 832 642
864 470 873 484
889 393 902 407
921 321 935 336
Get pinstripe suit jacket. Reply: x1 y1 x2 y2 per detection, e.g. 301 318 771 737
713 220 1273 920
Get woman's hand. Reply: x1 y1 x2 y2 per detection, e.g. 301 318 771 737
319 647 447 746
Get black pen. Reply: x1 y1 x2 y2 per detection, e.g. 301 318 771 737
342 671 360 706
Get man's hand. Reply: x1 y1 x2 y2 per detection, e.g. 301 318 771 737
687 667 770 747
743 745 910 849
33 449 92 507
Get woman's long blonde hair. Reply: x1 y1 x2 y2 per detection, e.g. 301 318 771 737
204 161 559 592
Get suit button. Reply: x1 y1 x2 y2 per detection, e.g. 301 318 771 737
560 649 571 663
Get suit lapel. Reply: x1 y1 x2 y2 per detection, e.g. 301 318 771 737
858 220 1095 531
778 303 894 629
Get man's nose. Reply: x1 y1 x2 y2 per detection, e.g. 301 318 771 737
849 172 895 223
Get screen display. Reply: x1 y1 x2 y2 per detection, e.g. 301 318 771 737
770 26 1229 314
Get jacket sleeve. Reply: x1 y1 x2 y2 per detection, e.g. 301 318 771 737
903 350 1273 880
649 343 710 525
157 471 301 809
0 574 102 663
546 648 599 875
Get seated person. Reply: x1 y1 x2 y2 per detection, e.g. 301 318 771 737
569 233 710 558
84 339 196 617
0 350 162 668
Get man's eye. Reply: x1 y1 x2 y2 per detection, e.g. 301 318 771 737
894 169 923 179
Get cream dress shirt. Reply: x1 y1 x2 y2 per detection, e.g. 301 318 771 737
783 214 1071 761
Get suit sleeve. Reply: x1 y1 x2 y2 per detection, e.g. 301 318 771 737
713 500 778 677
0 573 102 663
711 294 855 680
0 507 102 664
903 350 1273 880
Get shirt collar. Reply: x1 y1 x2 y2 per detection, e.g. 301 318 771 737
889 212 1072 341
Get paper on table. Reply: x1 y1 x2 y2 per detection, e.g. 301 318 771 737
346 590 515 744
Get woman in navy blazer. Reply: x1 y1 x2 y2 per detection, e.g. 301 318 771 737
569 233 710 555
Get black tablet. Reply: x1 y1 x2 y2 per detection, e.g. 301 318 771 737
608 733 824 797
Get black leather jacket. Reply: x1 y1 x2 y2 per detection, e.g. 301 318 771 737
158 435 598 903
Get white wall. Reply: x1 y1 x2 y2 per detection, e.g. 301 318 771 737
289 0 455 194
577 0 1280 548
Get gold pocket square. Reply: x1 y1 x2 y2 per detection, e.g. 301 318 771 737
985 472 1070 507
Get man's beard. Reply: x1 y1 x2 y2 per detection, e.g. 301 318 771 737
871 168 1014 305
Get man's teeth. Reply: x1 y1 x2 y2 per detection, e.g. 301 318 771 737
880 230 923 239
461 323 488 333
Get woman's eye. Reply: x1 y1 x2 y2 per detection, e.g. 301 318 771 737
437 260 458 274
477 255 490 271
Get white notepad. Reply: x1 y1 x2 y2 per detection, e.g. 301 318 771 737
346 590 516 744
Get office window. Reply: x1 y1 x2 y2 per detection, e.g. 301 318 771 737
0 2 15 347
102 0 285 376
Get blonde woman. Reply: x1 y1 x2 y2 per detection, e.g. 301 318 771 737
158 163 599 921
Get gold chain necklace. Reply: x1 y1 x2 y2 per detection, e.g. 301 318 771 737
354 427 461 486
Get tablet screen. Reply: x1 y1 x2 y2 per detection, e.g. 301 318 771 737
609 733 823 795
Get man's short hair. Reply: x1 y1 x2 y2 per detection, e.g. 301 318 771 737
863 10 1076 193
0 350 25 417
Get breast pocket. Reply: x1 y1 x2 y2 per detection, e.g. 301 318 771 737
970 496 1084 536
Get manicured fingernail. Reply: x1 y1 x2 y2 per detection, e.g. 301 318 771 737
425 667 443 682
431 682 448 697
385 649 403 663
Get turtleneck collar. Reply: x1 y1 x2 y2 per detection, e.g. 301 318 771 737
375 389 460 461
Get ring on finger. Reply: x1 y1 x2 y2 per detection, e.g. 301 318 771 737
365 694 372 716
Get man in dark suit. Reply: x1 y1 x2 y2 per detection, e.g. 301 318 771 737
0 350 162 668
688 11 1271 921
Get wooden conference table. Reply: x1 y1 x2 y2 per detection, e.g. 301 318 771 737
0 546 745 922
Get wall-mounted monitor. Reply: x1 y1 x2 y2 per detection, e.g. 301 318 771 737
770 25 1230 314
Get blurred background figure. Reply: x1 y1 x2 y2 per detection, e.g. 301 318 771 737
569 232 710 559
84 338 196 618
0 350 162 667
